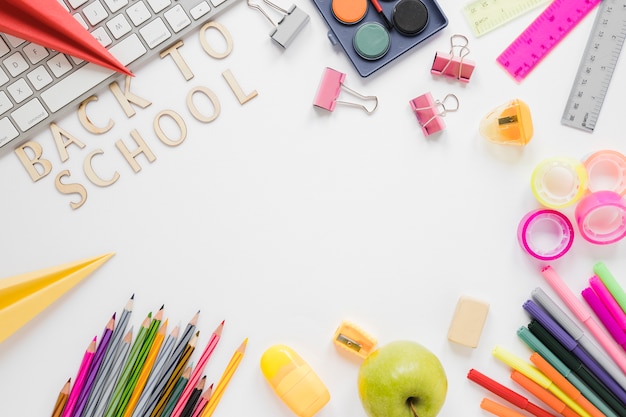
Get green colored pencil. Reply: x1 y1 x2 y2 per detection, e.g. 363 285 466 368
162 366 192 417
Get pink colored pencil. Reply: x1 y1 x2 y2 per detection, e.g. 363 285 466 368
170 321 224 417
62 336 97 417
191 384 213 417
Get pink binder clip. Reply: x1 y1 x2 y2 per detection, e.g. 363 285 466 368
409 92 459 136
313 67 378 113
431 34 475 83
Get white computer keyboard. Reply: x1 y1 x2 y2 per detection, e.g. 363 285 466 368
0 0 242 152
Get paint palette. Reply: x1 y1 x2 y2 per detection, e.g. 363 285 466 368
311 0 448 77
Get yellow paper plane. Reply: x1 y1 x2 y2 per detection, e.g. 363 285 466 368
0 252 115 344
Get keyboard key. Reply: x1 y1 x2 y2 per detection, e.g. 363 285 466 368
164 5 192 33
107 14 133 39
73 13 89 30
27 67 54 91
4 35 25 48
84 1 110 25
23 43 50 65
92 27 113 47
11 98 48 132
190 2 211 19
211 0 229 7
0 68 8 86
0 92 14 116
127 1 151 26
104 0 129 13
147 0 172 13
47 54 73 78
68 0 89 8
0 117 19 146
8 79 33 104
139 18 172 49
41 35 146 113
3 52 29 77
0 37 9 58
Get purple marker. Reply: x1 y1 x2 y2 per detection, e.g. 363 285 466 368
523 299 626 405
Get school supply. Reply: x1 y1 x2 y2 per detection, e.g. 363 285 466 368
462 0 550 37
430 34 475 82
496 0 601 82
333 321 377 360
0 0 242 153
561 0 626 132
575 191 626 244
447 296 489 348
247 0 310 48
313 67 378 113
409 92 458 136
0 252 114 344
517 209 574 261
311 0 448 77
0 0 129 75
479 99 533 145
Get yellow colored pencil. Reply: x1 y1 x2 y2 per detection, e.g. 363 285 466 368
199 338 247 417
122 318 168 417
51 378 71 417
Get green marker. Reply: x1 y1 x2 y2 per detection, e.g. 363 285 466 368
594 262 626 313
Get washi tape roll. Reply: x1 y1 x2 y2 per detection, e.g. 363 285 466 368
575 190 626 245
518 209 574 260
583 150 626 195
531 157 588 209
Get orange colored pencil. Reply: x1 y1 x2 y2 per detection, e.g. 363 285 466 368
51 378 71 417
481 398 529 417
199 338 247 417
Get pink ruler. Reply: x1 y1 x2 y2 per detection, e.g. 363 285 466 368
496 0 601 82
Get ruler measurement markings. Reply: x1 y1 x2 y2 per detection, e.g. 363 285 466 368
496 0 601 81
562 0 626 131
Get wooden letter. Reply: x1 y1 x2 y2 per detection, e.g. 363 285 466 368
84 149 120 187
50 123 86 162
109 75 152 118
186 87 221 123
55 170 88 210
14 141 52 182
115 129 157 173
154 110 187 146
160 41 194 81
222 69 258 105
78 95 114 134
199 22 233 59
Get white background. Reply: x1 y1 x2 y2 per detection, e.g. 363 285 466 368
1 0 626 416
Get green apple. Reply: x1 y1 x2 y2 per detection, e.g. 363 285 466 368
357 340 447 417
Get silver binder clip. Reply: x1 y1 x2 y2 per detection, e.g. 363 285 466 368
247 0 310 48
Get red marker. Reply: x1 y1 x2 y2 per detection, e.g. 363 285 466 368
369 0 393 30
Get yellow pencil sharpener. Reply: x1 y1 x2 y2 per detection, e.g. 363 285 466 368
260 344 330 417
332 320 377 360
479 99 534 146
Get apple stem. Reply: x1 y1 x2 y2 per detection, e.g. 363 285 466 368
409 400 419 417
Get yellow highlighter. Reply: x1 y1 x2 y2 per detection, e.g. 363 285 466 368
260 344 330 417
492 346 592 417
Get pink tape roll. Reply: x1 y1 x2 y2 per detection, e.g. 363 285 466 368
575 190 626 244
517 209 574 260
583 150 626 195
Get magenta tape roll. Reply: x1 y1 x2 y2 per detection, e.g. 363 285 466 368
575 190 626 245
517 209 574 260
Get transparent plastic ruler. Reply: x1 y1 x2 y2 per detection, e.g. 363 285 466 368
462 0 549 37
561 0 626 132
496 0 601 81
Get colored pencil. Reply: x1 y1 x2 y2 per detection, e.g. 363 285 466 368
481 397 528 417
139 312 199 417
180 377 206 417
131 325 180 417
199 338 247 417
190 384 213 417
93 329 133 417
62 337 97 417
171 321 224 417
83 295 134 417
150 332 199 417
104 314 152 417
123 319 168 417
162 366 192 417
74 314 115 417
51 379 71 417
114 307 164 416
